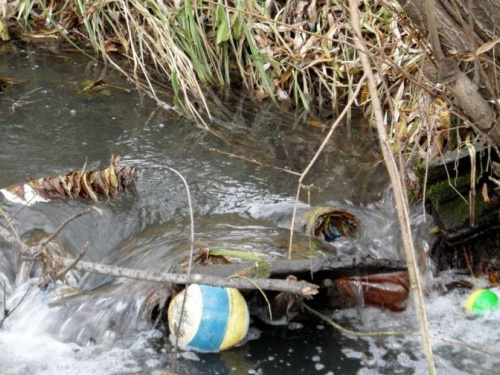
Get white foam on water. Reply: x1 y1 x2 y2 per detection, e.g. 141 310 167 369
0 330 137 375
314 363 325 370
334 273 500 374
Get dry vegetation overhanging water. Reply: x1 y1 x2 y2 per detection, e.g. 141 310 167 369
1 2 500 257
0 0 453 152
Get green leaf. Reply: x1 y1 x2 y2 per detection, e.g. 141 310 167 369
231 14 243 39
171 70 180 106
216 17 230 45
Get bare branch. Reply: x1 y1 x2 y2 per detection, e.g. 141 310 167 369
0 226 318 296
425 0 444 61
41 207 103 246
0 284 32 328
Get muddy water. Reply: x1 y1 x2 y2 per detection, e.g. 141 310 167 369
1 42 498 375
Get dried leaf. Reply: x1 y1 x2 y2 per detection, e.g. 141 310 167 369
108 158 119 195
59 175 71 197
477 37 500 56
1 156 137 204
307 119 327 129
482 183 490 203
84 172 99 202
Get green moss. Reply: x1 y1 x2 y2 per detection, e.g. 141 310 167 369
430 185 495 232
426 174 471 204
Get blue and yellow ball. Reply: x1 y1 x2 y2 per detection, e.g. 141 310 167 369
466 289 499 313
168 284 249 352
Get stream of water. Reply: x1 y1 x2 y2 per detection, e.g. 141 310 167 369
1 42 500 375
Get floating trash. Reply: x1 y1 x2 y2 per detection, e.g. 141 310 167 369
334 271 410 312
168 284 249 352
304 207 363 242
466 289 499 314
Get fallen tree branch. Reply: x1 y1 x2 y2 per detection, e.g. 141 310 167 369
194 257 406 279
0 226 318 296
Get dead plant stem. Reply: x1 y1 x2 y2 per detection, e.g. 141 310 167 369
203 146 301 176
287 74 367 259
303 303 500 359
348 1 436 373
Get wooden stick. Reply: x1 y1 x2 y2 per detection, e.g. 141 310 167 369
0 226 318 296
56 241 89 280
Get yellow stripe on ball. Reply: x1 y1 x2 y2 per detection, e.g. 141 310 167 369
466 289 499 313
466 289 485 311
219 288 250 351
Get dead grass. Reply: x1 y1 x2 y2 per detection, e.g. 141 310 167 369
2 0 479 174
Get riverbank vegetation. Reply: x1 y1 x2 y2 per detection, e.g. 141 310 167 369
2 1 446 166
2 1 499 168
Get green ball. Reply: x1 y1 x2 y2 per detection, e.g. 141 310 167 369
466 289 499 313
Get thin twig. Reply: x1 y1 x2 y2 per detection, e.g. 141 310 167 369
303 303 500 359
0 284 32 328
56 242 89 280
203 145 301 176
41 207 103 246
303 303 413 338
0 206 20 241
287 74 367 259
160 166 195 356
231 274 273 321
1 283 5 328
463 246 475 278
